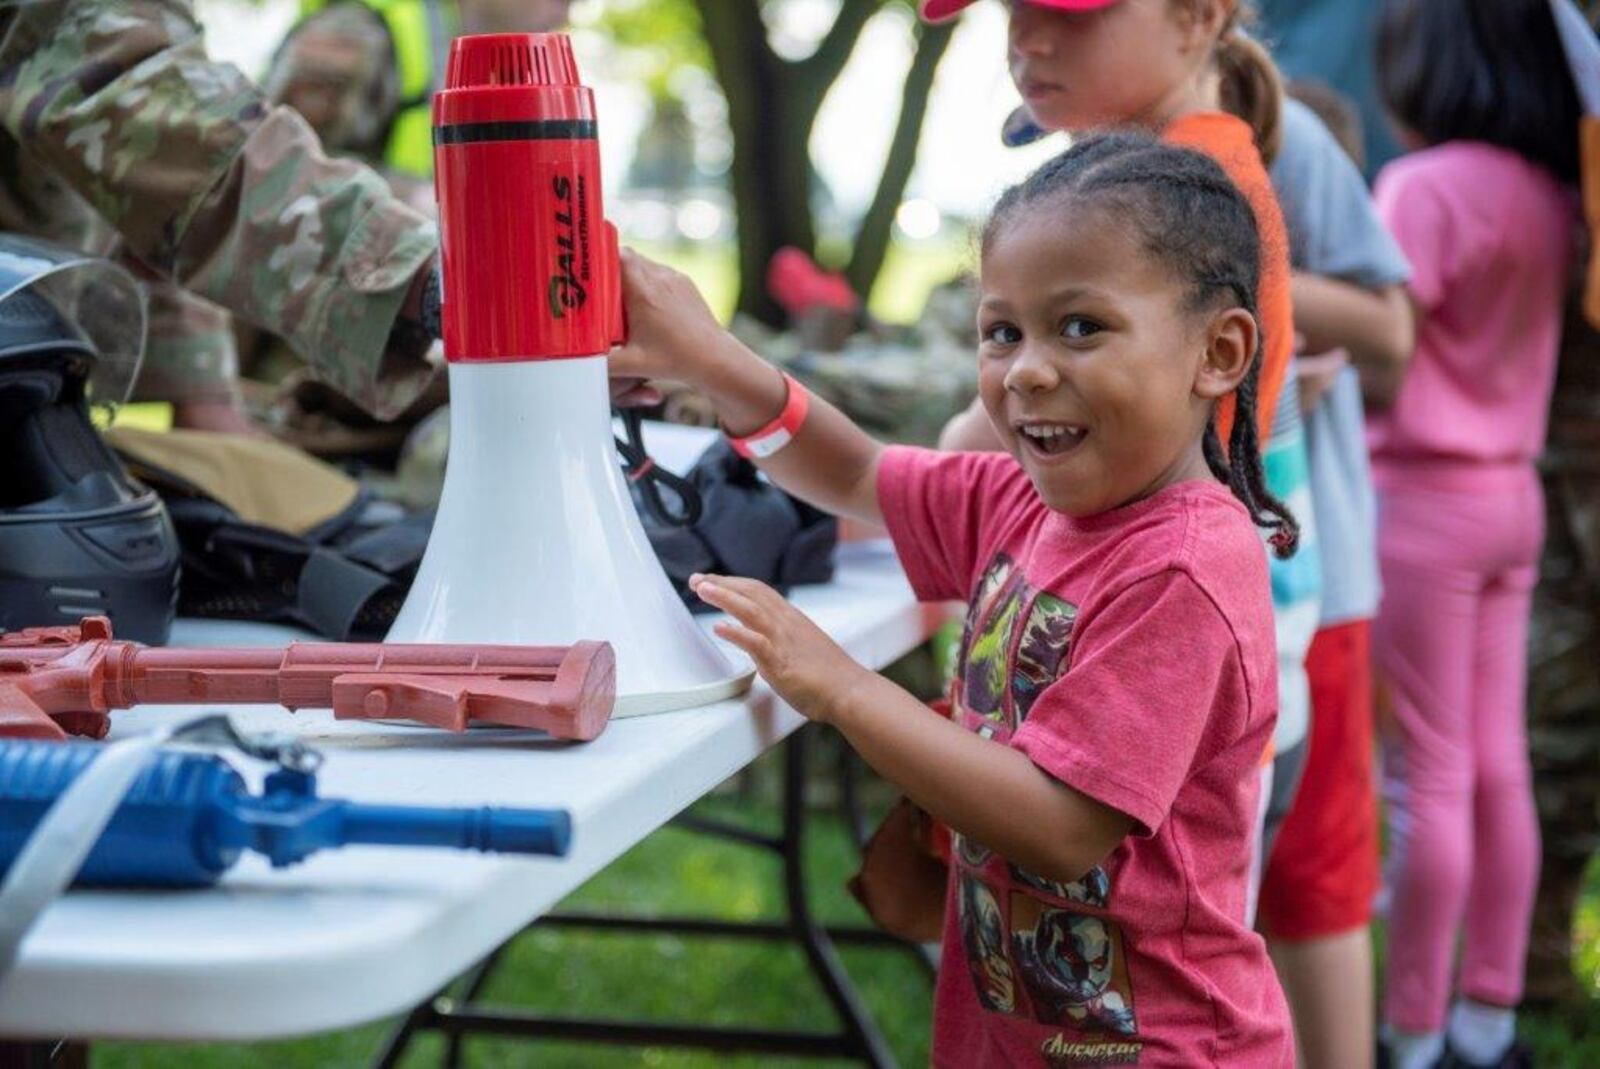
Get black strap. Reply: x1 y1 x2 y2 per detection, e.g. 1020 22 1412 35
336 510 434 574
616 409 702 528
172 502 415 640
297 547 397 641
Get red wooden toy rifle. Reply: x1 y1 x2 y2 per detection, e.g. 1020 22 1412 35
0 617 614 742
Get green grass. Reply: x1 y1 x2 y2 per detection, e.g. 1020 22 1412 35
1524 1008 1600 1068
93 751 1600 1068
1578 866 1600 997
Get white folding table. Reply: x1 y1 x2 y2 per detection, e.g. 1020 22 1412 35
0 540 940 1056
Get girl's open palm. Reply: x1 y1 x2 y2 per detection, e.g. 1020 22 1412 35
690 574 869 724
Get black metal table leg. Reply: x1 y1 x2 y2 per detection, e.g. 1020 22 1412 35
442 945 508 1069
831 733 939 983
780 727 897 1068
0 1040 86 1069
372 982 449 1069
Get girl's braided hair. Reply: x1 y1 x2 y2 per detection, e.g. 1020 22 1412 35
981 131 1299 558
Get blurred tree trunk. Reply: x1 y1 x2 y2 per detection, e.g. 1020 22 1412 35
1524 284 1600 1006
693 1 955 325
844 17 955 298
1523 1 1600 1006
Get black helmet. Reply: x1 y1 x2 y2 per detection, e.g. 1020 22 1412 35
0 236 178 643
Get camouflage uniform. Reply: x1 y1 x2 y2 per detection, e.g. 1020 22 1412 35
135 281 241 404
261 2 437 213
0 0 439 420
0 151 240 405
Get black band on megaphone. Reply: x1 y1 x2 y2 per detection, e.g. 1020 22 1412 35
433 120 599 146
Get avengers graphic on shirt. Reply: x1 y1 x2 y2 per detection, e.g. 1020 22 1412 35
950 553 1140 1055
962 562 1027 722
959 873 1017 1014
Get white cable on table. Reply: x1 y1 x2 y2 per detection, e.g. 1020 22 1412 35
0 725 179 989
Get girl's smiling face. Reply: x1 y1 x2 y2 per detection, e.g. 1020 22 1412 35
1007 0 1225 133
977 199 1251 517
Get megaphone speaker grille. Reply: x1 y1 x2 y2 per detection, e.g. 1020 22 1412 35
445 33 579 90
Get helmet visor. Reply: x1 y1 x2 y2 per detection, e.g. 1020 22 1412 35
0 235 147 409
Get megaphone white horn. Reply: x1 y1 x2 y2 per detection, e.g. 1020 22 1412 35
386 32 748 715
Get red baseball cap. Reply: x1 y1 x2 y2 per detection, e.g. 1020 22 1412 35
919 0 1121 24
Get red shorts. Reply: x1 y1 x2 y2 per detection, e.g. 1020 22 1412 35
1258 619 1380 940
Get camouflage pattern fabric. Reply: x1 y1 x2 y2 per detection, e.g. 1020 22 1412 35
0 92 242 406
261 2 433 213
137 282 241 403
0 0 439 419
724 276 981 448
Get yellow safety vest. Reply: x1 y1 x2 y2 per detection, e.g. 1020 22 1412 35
296 0 454 177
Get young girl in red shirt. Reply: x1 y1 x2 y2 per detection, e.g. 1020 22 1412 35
613 133 1297 1066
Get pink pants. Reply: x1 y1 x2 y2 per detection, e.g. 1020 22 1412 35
1372 460 1543 1032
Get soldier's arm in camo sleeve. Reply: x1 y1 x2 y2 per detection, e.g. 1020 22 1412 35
261 3 400 162
0 0 438 420
134 279 242 405
261 3 433 212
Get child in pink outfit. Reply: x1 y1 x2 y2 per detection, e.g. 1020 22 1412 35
1369 1 1584 1066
